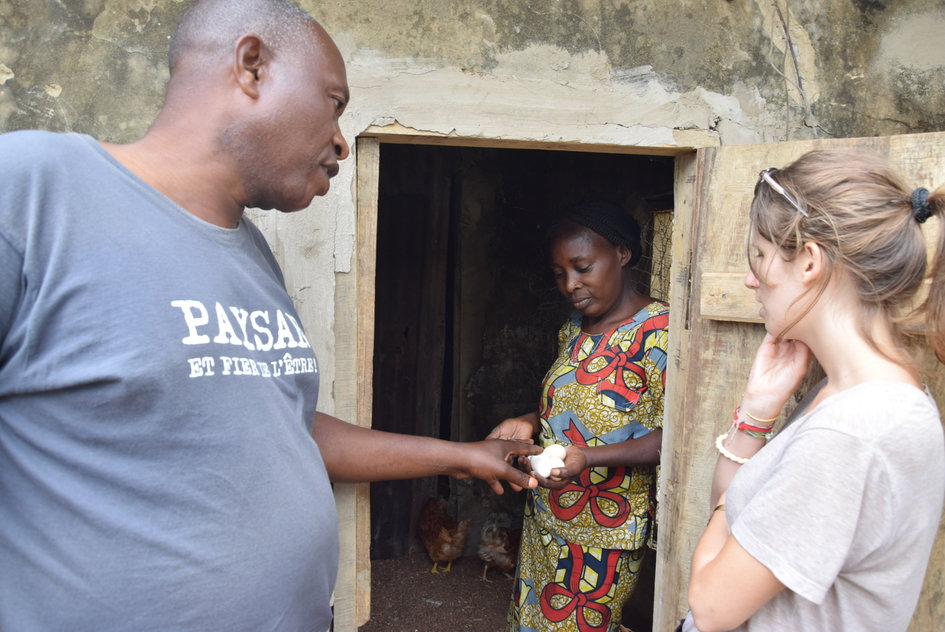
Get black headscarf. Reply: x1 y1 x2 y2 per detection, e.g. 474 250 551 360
548 200 643 267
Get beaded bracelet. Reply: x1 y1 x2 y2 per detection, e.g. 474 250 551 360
715 432 750 465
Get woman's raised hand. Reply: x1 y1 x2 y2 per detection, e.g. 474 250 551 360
741 333 813 419
486 412 539 443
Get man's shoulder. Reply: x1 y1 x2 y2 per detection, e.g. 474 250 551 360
1 128 75 146
0 130 90 166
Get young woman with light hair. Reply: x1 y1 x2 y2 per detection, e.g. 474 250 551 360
683 150 945 632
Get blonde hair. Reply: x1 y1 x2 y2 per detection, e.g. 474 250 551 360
749 149 945 363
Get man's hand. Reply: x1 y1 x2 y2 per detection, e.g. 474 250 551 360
314 413 540 493
450 439 542 494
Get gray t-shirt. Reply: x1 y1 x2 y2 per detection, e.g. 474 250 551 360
0 131 337 630
723 380 943 631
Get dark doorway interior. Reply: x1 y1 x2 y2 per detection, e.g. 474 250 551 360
369 144 674 630
370 144 675 566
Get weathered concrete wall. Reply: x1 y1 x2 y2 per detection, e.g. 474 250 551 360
1 0 943 412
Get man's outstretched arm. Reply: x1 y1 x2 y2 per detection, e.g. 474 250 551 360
312 413 541 494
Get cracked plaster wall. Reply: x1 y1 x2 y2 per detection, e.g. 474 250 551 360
1 0 943 413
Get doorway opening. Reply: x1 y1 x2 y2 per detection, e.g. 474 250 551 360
367 142 674 628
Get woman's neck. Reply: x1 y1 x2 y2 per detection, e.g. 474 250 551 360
801 305 919 399
582 284 652 334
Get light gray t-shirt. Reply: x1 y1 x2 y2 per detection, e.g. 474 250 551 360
719 380 944 631
0 131 337 630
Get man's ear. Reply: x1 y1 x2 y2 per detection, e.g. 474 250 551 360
234 34 265 98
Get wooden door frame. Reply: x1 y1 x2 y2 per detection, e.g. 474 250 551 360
333 131 697 631
332 138 380 630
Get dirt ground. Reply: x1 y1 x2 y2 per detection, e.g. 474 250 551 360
356 548 655 632
358 550 512 632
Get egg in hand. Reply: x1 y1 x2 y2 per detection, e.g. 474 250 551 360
528 444 567 478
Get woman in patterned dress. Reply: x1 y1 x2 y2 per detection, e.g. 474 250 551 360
489 201 669 632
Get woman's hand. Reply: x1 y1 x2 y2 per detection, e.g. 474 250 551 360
741 333 812 419
487 412 539 443
530 446 588 490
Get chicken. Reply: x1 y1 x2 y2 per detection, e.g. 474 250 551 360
477 516 520 581
417 497 469 574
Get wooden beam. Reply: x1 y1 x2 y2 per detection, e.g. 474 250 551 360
699 272 931 332
360 122 703 157
698 272 760 324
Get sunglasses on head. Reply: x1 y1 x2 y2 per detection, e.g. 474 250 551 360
759 168 809 217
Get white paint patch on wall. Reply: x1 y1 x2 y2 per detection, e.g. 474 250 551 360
488 44 614 83
877 12 945 70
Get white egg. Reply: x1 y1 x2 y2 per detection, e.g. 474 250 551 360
543 444 567 460
529 454 566 478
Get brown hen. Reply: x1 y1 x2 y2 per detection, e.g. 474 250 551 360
478 517 520 581
417 497 469 574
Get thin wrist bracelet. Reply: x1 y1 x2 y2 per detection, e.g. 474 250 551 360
736 422 772 440
742 407 778 424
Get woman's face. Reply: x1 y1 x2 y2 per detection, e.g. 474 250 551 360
550 226 630 322
745 230 806 337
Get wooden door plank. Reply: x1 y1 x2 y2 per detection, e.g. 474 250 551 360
700 272 934 332
353 138 379 627
653 149 702 631
332 137 380 631
698 272 759 323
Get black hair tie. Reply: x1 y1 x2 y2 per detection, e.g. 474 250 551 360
912 187 932 224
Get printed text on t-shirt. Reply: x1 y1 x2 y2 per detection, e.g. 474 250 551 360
170 299 317 379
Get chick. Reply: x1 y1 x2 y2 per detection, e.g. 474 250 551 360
478 516 520 581
417 497 469 574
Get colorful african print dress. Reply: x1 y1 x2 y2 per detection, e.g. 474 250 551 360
508 301 669 632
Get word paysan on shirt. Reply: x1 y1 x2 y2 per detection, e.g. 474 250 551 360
171 299 311 351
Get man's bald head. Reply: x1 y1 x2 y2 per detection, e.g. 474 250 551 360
168 0 323 75
144 0 349 219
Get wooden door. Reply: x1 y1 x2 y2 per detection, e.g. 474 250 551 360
655 132 945 631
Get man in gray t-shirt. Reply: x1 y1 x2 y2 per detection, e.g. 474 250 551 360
0 1 539 630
